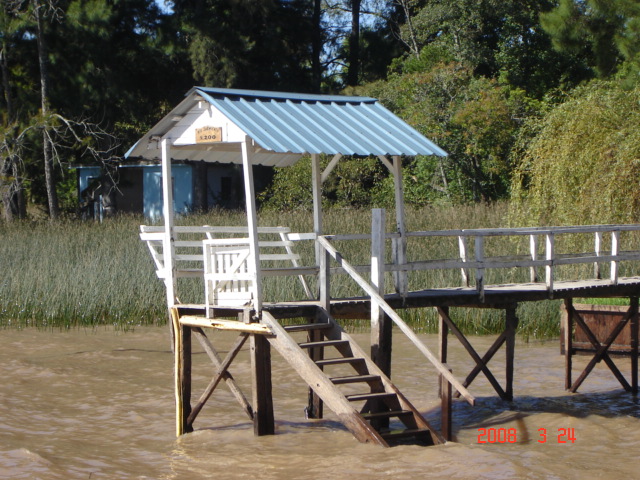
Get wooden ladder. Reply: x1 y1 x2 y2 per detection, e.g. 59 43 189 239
261 311 444 447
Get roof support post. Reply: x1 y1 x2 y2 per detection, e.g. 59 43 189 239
241 137 262 312
161 138 177 309
311 153 323 282
392 155 408 296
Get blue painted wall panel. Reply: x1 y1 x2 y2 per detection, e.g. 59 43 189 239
143 165 193 221
77 167 102 195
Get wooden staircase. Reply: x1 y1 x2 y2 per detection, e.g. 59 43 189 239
261 310 444 447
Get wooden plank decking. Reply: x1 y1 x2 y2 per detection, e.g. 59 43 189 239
188 276 640 320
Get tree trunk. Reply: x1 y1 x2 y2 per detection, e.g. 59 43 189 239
347 0 361 86
1 27 26 220
312 0 322 92
1 43 13 117
34 0 59 219
398 0 420 57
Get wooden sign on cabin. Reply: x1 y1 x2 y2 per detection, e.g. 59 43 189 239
196 126 223 144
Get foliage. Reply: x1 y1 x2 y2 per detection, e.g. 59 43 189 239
258 157 314 210
541 0 640 80
174 0 316 91
397 0 575 97
0 203 562 339
259 154 389 210
0 0 190 219
361 63 538 204
511 80 640 226
1 0 639 219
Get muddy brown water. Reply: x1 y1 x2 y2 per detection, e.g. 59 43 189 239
1 326 639 479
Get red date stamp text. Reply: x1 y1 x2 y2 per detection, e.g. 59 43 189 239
477 427 576 444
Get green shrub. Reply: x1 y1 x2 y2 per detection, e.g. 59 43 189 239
512 80 640 226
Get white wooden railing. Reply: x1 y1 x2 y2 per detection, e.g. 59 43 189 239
141 219 640 307
139 225 316 308
319 219 640 301
403 224 640 299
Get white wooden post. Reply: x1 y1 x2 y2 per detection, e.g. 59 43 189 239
371 209 390 376
475 236 484 302
530 234 539 283
611 230 620 285
241 137 262 312
392 155 408 296
594 231 602 279
546 233 554 296
458 235 470 286
161 139 177 308
311 153 323 272
319 242 330 312
371 208 386 314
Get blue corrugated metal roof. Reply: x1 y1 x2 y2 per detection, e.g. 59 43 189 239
125 87 447 165
192 87 447 157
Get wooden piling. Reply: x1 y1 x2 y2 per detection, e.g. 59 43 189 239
171 307 192 436
371 209 392 378
440 364 452 441
250 333 275 436
631 297 638 394
505 305 518 401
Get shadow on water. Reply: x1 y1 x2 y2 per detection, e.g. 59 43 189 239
419 388 640 445
451 389 640 421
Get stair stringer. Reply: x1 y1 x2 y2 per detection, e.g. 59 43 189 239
314 308 445 445
261 311 390 447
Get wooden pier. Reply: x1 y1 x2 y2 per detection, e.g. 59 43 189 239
142 219 640 446
129 87 640 447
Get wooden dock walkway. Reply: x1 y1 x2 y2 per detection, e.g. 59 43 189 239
143 219 640 447
130 88 640 447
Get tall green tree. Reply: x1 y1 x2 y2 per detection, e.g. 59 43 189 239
50 0 189 143
395 0 579 97
363 62 534 203
541 0 640 79
173 0 316 91
1 0 176 218
0 1 26 220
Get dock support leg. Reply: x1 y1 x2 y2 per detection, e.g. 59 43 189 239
250 333 275 436
172 308 192 436
630 297 638 394
505 305 519 401
564 299 573 390
371 208 392 378
371 313 392 378
307 316 324 419
440 365 452 441
438 307 449 398
370 208 391 428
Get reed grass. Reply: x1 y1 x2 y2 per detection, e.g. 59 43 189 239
2 201 628 339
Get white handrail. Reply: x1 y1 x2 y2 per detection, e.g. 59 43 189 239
322 223 640 298
316 235 476 406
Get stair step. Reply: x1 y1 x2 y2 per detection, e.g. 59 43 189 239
315 357 366 367
283 323 331 333
361 409 413 420
298 339 349 349
380 428 433 441
330 374 381 385
345 392 396 402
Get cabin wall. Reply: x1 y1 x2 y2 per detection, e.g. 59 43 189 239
76 162 249 219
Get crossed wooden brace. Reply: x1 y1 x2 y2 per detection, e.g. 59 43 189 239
438 305 518 402
564 298 639 394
